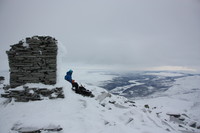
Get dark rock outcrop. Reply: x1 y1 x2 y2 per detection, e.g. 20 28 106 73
1 86 64 102
0 76 5 84
0 76 5 81
167 113 200 130
167 113 181 118
144 104 150 109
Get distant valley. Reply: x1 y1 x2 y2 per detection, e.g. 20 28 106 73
100 71 197 99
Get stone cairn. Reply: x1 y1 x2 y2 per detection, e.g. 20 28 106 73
1 36 65 102
6 36 57 88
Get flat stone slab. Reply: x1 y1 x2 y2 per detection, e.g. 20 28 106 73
12 124 63 133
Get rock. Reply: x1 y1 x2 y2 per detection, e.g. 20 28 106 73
101 103 106 107
12 126 41 133
104 121 109 125
189 122 196 128
181 113 189 118
12 125 63 133
179 124 185 128
0 76 5 84
124 100 135 104
169 116 184 125
43 125 63 132
126 118 134 124
129 104 136 107
57 93 65 98
144 104 150 108
109 101 116 104
0 76 5 80
166 113 181 118
1 86 64 102
178 117 185 121
37 88 53 96
1 93 11 98
166 128 170 132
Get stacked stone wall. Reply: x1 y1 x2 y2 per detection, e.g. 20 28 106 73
1 86 64 102
6 36 57 88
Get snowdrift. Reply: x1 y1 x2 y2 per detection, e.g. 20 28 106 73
0 73 200 133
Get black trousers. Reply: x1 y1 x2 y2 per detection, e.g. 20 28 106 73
72 82 79 90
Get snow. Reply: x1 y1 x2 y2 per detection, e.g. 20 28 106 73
1 69 200 133
145 72 184 77
136 75 200 124
0 43 200 133
22 39 29 48
56 41 67 85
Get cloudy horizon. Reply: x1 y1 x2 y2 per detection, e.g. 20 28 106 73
0 0 200 71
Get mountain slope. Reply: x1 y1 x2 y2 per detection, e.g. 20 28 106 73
0 73 200 133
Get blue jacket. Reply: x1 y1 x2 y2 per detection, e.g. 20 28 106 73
65 70 73 83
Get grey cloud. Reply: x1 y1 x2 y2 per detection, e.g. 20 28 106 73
0 0 200 71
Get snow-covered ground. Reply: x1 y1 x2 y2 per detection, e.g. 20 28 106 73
1 68 200 133
137 75 200 121
0 41 200 133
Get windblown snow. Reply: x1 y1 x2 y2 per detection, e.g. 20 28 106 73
1 69 200 133
0 43 200 133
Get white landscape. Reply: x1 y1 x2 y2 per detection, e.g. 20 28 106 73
0 61 200 133
0 1 200 133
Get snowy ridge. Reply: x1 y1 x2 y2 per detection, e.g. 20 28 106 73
1 74 200 133
144 72 184 77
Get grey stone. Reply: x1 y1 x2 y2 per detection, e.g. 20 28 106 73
6 36 58 88
0 76 5 84
144 104 149 108
167 113 181 118
0 76 5 81
1 86 64 102
12 124 63 133
189 122 196 128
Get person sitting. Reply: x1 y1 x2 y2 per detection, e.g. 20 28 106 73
64 69 94 97
65 69 79 91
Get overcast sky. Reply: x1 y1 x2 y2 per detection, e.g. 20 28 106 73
0 0 200 71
